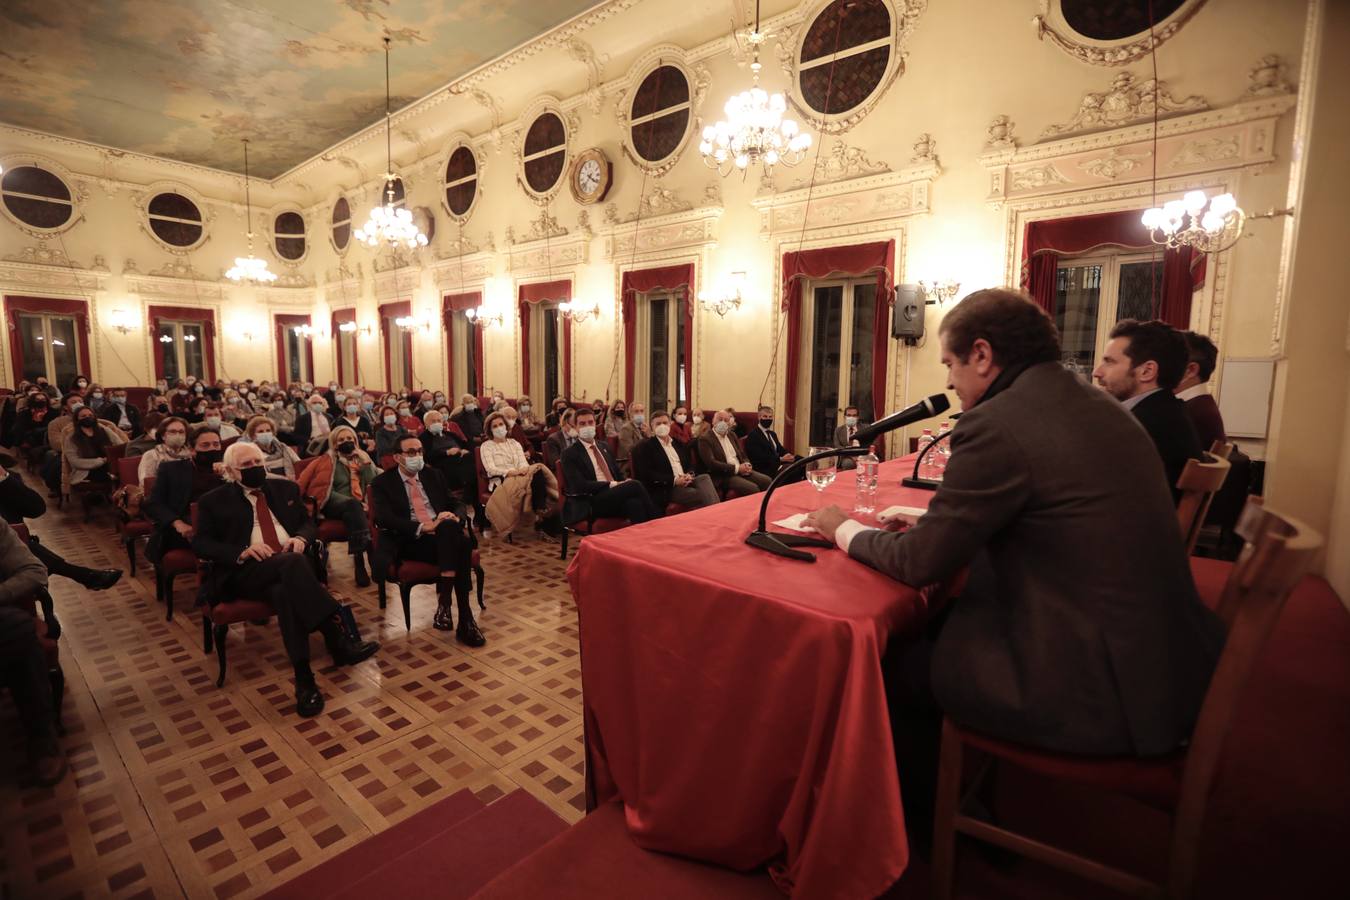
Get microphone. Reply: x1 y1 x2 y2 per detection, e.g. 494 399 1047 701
852 394 950 446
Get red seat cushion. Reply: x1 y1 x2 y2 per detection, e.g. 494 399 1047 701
956 726 1184 810
121 519 154 538
317 519 349 543
1190 557 1233 611
210 600 273 625
392 560 442 584
159 549 198 576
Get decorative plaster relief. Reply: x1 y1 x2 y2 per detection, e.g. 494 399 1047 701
374 266 419 303
3 243 80 268
1032 0 1209 67
1167 136 1240 169
601 205 722 263
1076 148 1151 180
1011 165 1070 191
910 133 937 165
986 115 1018 151
1244 54 1294 99
429 252 494 291
751 162 938 236
1042 72 1208 139
789 140 890 189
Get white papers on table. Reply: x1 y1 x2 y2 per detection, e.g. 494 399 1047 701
772 513 818 533
877 505 927 525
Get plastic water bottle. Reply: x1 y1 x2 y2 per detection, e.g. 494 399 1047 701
854 447 879 515
916 428 935 479
932 421 953 481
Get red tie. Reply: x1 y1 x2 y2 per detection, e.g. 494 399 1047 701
250 489 283 552
405 474 434 527
588 443 613 481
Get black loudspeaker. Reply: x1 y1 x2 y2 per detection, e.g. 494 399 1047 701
892 283 927 345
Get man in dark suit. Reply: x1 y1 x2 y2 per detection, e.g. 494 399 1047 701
97 389 142 437
1175 330 1227 449
370 434 484 646
543 408 577 471
833 404 864 471
807 290 1224 849
284 394 334 455
632 411 719 511
560 408 658 526
746 404 802 482
145 424 224 565
696 411 770 496
1094 319 1204 498
194 442 378 717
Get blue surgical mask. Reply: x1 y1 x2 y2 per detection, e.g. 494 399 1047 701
632 414 645 425
402 455 425 473
578 425 596 442
427 422 444 435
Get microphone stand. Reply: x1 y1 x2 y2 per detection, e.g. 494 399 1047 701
745 445 872 562
900 430 952 490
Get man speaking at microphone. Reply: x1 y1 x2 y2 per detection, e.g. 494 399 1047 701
805 288 1223 851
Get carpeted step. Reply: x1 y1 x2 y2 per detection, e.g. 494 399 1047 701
261 788 485 899
470 801 782 900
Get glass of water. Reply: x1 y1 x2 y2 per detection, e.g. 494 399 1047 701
805 446 836 507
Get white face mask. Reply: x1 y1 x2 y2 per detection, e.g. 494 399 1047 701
632 413 645 425
578 425 596 442
427 422 444 435
713 421 730 436
565 428 577 439
654 423 670 437
492 425 508 439
345 404 359 415
692 414 703 424
845 415 858 426
674 414 687 424
255 431 275 446
520 404 531 413
384 415 397 426
205 416 221 428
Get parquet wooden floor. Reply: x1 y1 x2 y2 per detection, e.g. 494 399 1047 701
0 479 585 899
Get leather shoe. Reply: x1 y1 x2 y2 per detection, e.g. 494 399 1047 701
353 560 371 588
30 739 67 787
456 618 486 648
331 638 379 667
296 681 325 718
78 568 123 591
432 605 454 631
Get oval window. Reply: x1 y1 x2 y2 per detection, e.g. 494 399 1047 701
331 197 351 251
522 112 566 195
799 0 892 116
1 165 74 230
147 192 204 248
1060 0 1187 40
444 146 478 218
630 65 691 164
274 211 306 261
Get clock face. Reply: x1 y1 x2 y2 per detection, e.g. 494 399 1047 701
579 159 602 194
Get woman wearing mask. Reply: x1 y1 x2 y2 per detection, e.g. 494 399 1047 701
688 407 710 442
184 398 208 425
670 405 692 445
591 400 607 435
296 425 376 586
145 425 224 564
501 407 534 460
64 408 114 486
421 409 483 523
396 400 424 436
293 393 333 457
265 394 294 432
203 403 241 440
67 375 91 397
516 395 542 435
335 394 375 452
545 397 569 428
245 416 299 478
480 411 560 538
605 400 627 439
138 417 192 482
374 404 410 461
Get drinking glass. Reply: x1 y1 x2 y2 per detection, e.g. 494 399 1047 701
804 446 836 508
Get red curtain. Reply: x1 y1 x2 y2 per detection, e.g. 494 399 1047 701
1021 210 1204 328
331 308 358 386
273 314 314 385
518 280 572 400
377 301 412 392
147 305 217 383
781 241 894 449
4 295 93 386
443 291 485 398
620 263 695 404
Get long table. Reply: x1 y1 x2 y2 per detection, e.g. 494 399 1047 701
568 457 939 899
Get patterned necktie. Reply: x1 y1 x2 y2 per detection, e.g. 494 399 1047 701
250 489 283 552
587 443 613 481
405 474 434 526
346 459 364 501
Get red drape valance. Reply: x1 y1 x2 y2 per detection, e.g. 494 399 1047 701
781 241 894 449
518 280 572 400
273 314 314 386
443 292 485 398
147 304 217 383
1021 210 1206 329
378 301 413 391
620 263 695 404
331 308 358 387
4 295 94 385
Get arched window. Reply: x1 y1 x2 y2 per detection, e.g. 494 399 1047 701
147 192 204 248
629 65 691 165
522 112 567 196
331 197 352 252
444 146 478 219
1 165 74 231
797 0 894 117
274 211 306 261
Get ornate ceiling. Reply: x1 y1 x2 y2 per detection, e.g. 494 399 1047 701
0 0 602 179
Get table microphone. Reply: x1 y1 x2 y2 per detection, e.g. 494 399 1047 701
851 394 950 447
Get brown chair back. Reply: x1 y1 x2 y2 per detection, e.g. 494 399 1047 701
1207 439 1233 460
1175 452 1231 555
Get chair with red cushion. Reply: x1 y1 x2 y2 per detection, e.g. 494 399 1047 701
148 481 198 622
554 461 628 561
366 503 484 632
201 594 274 688
115 454 153 576
291 455 361 584
930 500 1324 900
626 446 687 517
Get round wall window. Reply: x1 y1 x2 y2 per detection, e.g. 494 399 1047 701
630 65 691 164
147 192 204 248
798 0 894 117
1 165 74 230
522 112 567 195
444 146 478 218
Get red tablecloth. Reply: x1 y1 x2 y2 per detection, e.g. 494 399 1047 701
568 457 938 899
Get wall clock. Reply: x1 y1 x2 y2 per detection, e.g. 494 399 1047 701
569 148 613 205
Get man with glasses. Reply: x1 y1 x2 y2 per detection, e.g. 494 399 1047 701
370 435 484 646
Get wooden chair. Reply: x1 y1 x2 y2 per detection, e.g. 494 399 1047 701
366 503 484 631
115 454 153 575
1176 452 1232 555
292 455 355 584
626 444 690 517
554 460 629 561
146 479 198 622
930 500 1324 900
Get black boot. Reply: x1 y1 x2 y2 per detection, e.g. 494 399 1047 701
295 669 325 718
75 568 123 591
454 584 485 647
433 581 455 630
318 615 379 666
352 551 371 588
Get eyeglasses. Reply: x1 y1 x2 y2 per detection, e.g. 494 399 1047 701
399 448 423 457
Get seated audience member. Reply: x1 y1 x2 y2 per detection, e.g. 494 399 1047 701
371 435 484 645
452 394 485 444
589 400 607 435
697 410 770 495
420 410 483 523
0 522 64 786
396 399 424 436
633 411 719 511
561 408 659 526
126 416 162 457
0 460 121 589
64 407 115 487
296 426 375 586
479 411 560 537
68 375 91 397
145 425 224 564
723 407 748 438
138 417 192 483
333 394 375 453
264 392 295 433
203 403 240 440
834 404 863 471
604 399 627 439
245 416 299 479
501 406 533 454
13 389 54 464
1176 330 1227 449
97 388 141 436
86 384 108 413
544 409 577 470
489 389 506 409
184 396 209 425
288 394 332 456
616 402 651 476
374 405 409 461
47 392 85 447
516 395 542 435
1093 319 1203 497
669 405 692 446
194 442 378 717
33 376 60 402
805 289 1224 848
746 405 801 482
545 397 570 428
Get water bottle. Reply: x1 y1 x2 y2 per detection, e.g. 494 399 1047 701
916 428 935 479
854 446 879 514
932 421 952 480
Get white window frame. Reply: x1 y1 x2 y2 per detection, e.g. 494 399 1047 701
527 302 566 403
794 276 878 453
17 312 83 383
634 290 688 413
1054 249 1167 370
281 326 313 384
158 320 207 382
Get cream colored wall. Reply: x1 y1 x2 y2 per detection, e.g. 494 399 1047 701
0 0 1308 457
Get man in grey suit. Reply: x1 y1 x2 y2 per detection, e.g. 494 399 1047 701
833 404 862 471
807 289 1224 847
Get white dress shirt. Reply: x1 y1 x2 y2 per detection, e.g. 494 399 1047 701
243 488 292 547
1175 384 1210 403
716 431 741 465
480 438 529 479
658 437 685 477
1121 387 1161 412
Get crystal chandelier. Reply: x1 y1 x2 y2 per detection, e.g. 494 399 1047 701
354 37 428 250
1142 191 1245 254
225 139 278 284
700 0 811 178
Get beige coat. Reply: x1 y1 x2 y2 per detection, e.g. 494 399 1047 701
484 462 557 536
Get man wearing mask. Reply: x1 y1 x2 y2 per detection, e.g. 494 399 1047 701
371 435 485 646
202 403 241 440
98 389 141 437
13 390 54 466
746 405 801 482
616 401 651 477
696 410 770 496
834 404 863 471
194 442 379 717
544 408 577 470
451 394 485 445
284 393 332 457
145 425 225 565
561 408 659 526
420 411 481 521
633 411 719 511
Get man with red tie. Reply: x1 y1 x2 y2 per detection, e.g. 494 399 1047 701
560 407 659 527
193 442 379 718
369 435 484 647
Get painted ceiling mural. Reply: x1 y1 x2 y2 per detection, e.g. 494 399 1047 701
0 0 601 178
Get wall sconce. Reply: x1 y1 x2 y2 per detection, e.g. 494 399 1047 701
559 299 601 324
338 321 373 336
918 279 961 305
698 271 746 318
394 315 431 333
108 309 137 335
464 307 503 329
293 324 323 339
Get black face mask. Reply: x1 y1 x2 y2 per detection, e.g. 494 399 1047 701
760 418 773 429
195 449 223 469
157 403 170 413
78 419 96 430
239 466 267 489
337 441 356 455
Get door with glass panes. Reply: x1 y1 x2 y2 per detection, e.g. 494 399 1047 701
528 303 564 403
796 279 877 452
158 320 206 383
281 327 312 384
1054 252 1165 377
17 312 83 386
635 290 688 413
448 311 480 399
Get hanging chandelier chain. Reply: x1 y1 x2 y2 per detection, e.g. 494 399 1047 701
355 35 428 250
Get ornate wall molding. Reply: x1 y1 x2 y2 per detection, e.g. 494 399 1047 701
1031 0 1209 67
124 269 224 301
751 160 939 237
0 253 109 296
373 265 419 303
788 139 890 189
1042 71 1208 139
503 224 590 276
428 251 494 293
601 204 723 265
